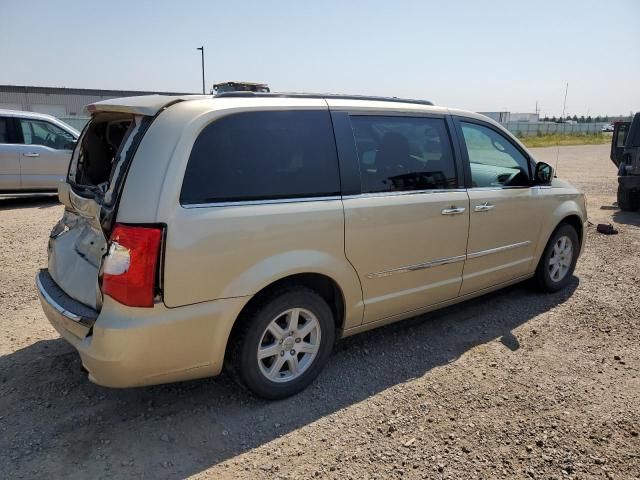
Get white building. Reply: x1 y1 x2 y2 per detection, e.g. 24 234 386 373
0 85 191 128
478 112 540 123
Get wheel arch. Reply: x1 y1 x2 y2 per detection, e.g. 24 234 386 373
559 214 584 250
241 272 346 329
224 272 348 366
532 201 586 269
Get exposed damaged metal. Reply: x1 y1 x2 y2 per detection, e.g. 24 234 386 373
46 110 153 312
47 207 106 310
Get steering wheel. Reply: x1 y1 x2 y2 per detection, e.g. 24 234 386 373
43 133 56 148
502 169 529 186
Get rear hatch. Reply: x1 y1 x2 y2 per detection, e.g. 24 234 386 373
48 112 146 310
46 95 196 311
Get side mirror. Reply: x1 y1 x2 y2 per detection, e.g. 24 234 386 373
534 162 553 185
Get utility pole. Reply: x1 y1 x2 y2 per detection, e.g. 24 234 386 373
197 46 205 94
561 83 568 121
554 82 569 177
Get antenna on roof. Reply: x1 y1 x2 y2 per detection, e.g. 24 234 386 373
554 82 569 178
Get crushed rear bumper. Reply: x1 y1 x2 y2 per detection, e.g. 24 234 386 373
37 269 248 387
36 269 96 342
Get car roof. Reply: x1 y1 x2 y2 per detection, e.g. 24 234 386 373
0 109 80 135
87 92 438 116
214 91 434 106
85 93 517 142
0 108 58 120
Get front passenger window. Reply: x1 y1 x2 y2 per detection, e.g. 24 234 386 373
461 122 530 188
19 119 76 150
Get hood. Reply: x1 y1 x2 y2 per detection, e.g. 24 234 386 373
551 177 574 189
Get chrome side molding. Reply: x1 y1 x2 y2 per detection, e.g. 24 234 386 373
367 241 532 279
467 240 532 259
367 255 466 279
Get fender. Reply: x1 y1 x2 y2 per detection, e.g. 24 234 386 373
224 249 365 330
531 195 586 269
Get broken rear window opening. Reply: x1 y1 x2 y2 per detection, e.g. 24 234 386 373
68 112 140 201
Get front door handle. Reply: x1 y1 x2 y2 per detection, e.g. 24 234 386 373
474 202 495 212
22 152 40 157
441 206 466 215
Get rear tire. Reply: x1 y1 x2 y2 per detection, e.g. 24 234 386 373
226 287 335 399
535 223 579 292
617 184 639 211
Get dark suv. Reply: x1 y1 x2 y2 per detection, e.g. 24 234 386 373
611 113 640 211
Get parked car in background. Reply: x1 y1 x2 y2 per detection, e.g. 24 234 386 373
37 93 587 399
0 109 79 192
601 124 614 132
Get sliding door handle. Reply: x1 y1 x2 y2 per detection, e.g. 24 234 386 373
441 207 466 215
23 152 40 157
474 202 495 212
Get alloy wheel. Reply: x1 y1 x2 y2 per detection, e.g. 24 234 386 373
257 308 321 383
548 235 573 282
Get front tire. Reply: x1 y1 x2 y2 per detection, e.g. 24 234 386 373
227 287 335 399
617 184 639 211
535 223 579 292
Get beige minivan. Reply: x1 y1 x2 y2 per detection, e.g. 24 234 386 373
37 93 586 399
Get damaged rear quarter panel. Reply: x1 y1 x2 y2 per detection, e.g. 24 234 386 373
115 103 204 224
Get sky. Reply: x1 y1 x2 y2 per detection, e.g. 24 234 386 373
1 0 638 117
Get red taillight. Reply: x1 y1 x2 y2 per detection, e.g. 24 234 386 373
102 224 163 307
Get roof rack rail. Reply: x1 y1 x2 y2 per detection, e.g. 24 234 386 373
215 91 434 106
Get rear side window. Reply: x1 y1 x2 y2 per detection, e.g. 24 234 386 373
349 116 457 193
181 110 340 204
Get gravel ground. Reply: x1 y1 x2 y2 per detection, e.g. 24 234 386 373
0 144 638 479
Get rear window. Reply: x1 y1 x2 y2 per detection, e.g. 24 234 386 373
180 110 340 204
70 112 135 188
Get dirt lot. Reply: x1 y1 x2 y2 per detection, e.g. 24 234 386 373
0 144 638 479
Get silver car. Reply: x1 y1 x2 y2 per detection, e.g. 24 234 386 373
0 109 79 192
